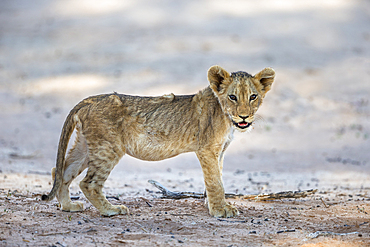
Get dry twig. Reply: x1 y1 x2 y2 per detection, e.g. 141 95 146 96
307 231 359 239
37 231 71 236
148 180 317 201
320 197 329 208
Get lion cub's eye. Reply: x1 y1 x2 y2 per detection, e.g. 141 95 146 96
228 95 237 101
250 94 257 101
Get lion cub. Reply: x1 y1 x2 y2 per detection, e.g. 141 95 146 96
42 65 275 218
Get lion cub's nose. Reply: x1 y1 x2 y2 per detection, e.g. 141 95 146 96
239 115 249 120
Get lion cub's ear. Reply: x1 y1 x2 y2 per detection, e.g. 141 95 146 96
254 68 275 97
208 65 231 95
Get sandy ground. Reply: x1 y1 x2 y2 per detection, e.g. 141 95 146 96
0 0 370 246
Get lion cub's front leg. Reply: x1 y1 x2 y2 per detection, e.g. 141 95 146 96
196 150 239 218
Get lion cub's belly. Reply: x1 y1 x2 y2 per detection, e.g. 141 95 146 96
124 132 196 161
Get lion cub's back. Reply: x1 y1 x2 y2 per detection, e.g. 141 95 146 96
76 93 200 161
118 93 200 160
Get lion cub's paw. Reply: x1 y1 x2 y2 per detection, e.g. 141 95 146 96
61 201 84 212
210 204 239 218
101 205 129 217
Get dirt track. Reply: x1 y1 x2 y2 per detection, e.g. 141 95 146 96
1 0 370 246
1 172 370 246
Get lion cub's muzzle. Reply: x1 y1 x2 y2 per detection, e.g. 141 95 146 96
233 121 252 129
232 115 253 130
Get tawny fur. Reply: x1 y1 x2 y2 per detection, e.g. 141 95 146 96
42 66 275 218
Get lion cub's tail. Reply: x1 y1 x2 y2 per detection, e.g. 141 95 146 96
41 104 83 202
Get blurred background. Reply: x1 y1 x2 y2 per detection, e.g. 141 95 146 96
0 0 369 194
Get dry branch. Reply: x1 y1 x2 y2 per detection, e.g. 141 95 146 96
37 230 71 236
148 180 317 201
307 231 359 239
148 180 204 199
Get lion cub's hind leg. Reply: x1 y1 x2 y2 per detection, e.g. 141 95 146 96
79 143 128 217
55 128 88 212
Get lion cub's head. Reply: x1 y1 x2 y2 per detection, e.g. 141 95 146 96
208 65 275 132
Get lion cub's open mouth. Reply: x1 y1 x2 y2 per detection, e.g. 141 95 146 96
233 121 252 129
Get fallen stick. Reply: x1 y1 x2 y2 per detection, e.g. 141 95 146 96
253 189 318 201
37 230 71 236
148 180 317 201
307 231 359 239
277 229 296 234
217 218 248 223
148 180 204 199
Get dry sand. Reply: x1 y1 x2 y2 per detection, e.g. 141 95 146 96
0 0 369 246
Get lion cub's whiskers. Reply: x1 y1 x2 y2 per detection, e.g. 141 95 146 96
251 114 266 130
